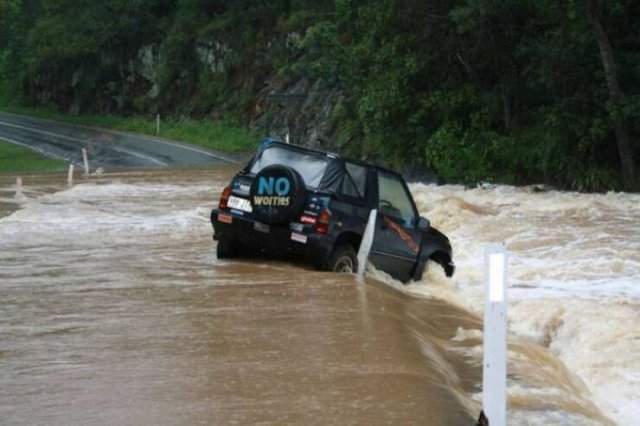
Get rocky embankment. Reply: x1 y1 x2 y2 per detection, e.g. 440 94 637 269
29 41 344 154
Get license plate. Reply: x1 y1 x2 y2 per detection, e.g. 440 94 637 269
291 232 307 244
227 196 252 213
218 213 233 224
253 221 270 233
289 222 304 232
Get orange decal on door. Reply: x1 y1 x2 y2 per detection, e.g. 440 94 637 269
383 216 419 254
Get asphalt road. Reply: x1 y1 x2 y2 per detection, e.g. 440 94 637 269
0 112 240 169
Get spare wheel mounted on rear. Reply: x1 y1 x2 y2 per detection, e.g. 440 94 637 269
249 165 307 225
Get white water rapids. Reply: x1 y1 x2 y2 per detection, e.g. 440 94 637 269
373 183 640 425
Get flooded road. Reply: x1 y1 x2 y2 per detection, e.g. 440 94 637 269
0 169 637 425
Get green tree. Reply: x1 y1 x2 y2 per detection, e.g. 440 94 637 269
587 0 636 188
2 0 638 191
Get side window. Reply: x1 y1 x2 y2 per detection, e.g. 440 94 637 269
377 172 417 227
341 175 359 198
340 162 367 199
346 163 367 196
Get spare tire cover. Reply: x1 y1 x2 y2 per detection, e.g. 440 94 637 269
249 165 307 225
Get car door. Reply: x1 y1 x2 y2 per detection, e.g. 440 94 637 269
369 171 422 282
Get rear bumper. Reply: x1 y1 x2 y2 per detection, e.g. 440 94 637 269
211 208 334 268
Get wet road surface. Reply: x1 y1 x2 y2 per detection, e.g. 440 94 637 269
0 112 238 169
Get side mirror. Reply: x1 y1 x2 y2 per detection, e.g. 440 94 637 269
417 216 430 230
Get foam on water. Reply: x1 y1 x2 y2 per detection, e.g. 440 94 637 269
2 177 638 424
378 182 640 425
0 178 225 295
0 182 215 244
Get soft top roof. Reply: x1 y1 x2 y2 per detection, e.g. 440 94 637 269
251 140 342 191
257 139 400 174
257 139 339 160
251 139 406 192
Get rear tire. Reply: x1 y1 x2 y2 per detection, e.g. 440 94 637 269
326 245 358 274
216 238 237 259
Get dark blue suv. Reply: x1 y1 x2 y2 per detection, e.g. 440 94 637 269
211 140 454 282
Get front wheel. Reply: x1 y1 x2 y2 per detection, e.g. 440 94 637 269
326 245 358 274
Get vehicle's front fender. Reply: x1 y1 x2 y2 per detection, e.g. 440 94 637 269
412 226 454 280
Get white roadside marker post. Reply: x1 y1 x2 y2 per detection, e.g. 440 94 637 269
156 113 160 135
81 148 89 176
356 209 377 279
482 245 508 426
14 176 25 201
67 164 74 186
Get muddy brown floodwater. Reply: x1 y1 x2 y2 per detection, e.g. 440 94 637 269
1 168 637 425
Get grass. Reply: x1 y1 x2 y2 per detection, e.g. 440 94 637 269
0 139 66 173
0 89 256 154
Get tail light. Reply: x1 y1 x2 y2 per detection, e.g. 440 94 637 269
218 186 232 209
315 208 332 234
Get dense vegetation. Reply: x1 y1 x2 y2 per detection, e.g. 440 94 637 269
1 0 638 191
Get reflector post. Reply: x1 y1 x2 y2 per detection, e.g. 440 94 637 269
356 209 377 277
489 252 506 302
482 244 508 426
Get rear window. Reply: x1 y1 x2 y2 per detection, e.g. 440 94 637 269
250 146 328 188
